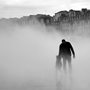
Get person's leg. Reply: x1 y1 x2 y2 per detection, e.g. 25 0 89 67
68 56 72 72
63 57 67 71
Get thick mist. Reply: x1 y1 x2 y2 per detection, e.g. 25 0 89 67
0 24 90 90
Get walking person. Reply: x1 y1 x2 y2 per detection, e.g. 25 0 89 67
58 39 75 71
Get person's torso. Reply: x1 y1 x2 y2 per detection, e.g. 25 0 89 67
60 42 71 56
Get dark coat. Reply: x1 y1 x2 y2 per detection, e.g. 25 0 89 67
59 41 75 57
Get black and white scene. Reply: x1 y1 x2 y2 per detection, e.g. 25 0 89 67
0 0 90 90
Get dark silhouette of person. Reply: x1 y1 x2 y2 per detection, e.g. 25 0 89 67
58 39 75 71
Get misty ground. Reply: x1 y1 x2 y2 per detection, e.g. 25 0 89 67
0 26 90 90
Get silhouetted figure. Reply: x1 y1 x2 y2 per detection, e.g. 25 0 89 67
58 39 75 71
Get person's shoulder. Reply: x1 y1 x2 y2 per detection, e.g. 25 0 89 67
66 41 71 45
60 43 63 46
60 43 62 46
66 41 70 44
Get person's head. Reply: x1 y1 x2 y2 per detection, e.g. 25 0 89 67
62 39 66 43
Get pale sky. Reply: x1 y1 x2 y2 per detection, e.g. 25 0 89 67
0 0 90 18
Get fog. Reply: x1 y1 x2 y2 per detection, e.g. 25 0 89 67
0 25 90 90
